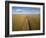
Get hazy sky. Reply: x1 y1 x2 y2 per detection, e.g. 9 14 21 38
12 6 40 14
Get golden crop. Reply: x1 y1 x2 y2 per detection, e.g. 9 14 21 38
12 14 40 31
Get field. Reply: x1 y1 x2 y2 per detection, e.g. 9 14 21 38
12 14 40 31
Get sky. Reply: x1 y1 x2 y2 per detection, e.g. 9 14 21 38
12 6 40 14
